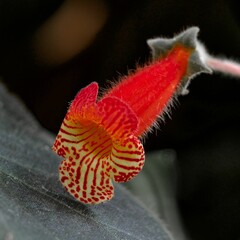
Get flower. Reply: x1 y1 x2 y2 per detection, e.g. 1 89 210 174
53 82 145 204
53 27 211 204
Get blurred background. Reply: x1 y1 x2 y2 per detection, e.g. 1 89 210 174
0 0 239 239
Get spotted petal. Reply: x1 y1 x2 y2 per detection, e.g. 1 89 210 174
59 157 114 204
54 106 115 204
109 136 145 183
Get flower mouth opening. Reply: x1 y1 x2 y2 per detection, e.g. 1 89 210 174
64 116 114 162
79 119 113 161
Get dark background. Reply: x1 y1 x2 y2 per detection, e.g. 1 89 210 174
0 0 240 239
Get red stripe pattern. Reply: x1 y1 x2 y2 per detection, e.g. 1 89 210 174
53 82 145 204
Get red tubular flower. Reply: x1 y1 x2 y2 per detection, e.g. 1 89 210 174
53 27 211 204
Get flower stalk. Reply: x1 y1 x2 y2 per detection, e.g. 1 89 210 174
206 57 240 78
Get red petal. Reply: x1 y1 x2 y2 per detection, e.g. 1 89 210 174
97 97 138 142
69 82 98 116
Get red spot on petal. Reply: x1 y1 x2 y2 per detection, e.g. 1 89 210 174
80 197 86 203
74 193 79 198
76 185 80 192
90 191 95 196
61 176 68 183
92 197 99 202
82 191 87 198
